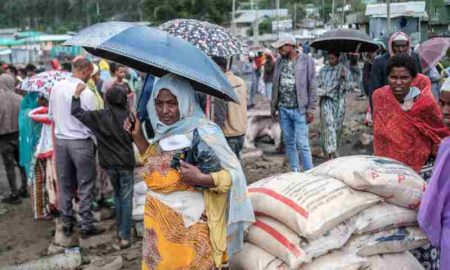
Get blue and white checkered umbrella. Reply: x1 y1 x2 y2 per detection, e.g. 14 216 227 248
63 21 237 102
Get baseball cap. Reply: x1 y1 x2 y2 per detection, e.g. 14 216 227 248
271 33 296 49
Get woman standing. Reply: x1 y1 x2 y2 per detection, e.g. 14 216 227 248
317 52 352 159
419 78 450 270
126 74 254 269
373 54 449 269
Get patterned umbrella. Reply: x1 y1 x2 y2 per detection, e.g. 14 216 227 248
18 70 71 98
63 21 237 102
160 19 247 58
418 37 450 73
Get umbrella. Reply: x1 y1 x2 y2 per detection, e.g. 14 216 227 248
18 70 71 98
310 29 379 53
160 19 247 58
63 21 237 102
418 37 450 73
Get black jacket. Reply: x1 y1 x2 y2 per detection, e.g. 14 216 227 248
71 97 135 170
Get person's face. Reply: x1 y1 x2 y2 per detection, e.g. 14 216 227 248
278 44 293 58
328 54 339 67
388 67 413 100
92 73 100 82
439 91 450 128
115 67 126 81
155 89 180 126
392 40 408 55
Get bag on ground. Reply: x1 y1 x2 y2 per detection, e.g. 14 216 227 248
345 227 429 256
246 216 357 268
229 242 288 270
248 173 380 238
298 251 367 270
354 202 417 234
308 155 426 209
366 252 425 270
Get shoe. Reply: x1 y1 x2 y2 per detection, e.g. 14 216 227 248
119 239 132 249
80 226 105 239
62 224 74 237
18 188 29 198
1 194 21 204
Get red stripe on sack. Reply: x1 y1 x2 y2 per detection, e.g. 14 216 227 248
254 220 302 257
248 187 309 218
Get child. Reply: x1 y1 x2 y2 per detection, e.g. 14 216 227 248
71 83 135 249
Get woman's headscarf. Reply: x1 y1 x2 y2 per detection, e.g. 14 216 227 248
147 74 255 257
388 31 411 56
0 73 16 93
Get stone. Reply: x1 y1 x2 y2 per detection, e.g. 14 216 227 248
83 255 123 270
135 222 144 238
360 133 373 146
53 220 79 248
93 208 115 222
0 250 82 270
47 242 65 255
79 232 115 249
242 149 263 161
124 252 139 261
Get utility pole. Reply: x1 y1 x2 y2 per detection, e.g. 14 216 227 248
386 0 391 34
341 0 345 27
332 0 335 27
276 0 280 38
252 0 259 45
294 2 297 31
232 0 236 35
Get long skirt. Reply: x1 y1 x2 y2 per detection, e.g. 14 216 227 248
31 158 58 219
142 195 214 270
410 159 440 270
320 96 346 155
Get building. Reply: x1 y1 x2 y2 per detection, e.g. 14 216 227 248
365 1 428 46
231 9 289 37
429 0 450 37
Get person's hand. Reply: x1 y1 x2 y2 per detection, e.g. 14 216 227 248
340 69 346 79
179 160 206 187
306 112 314 124
73 83 86 98
123 112 141 137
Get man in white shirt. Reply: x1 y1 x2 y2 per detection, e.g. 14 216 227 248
49 57 104 239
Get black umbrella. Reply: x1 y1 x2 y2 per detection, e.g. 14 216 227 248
310 29 379 53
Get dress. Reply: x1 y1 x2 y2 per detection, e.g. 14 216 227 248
141 143 215 270
317 63 352 155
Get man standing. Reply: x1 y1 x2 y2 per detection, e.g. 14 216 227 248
211 56 248 158
0 73 28 204
271 33 317 172
263 49 276 100
49 58 104 238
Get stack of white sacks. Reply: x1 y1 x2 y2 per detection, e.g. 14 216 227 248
231 155 428 270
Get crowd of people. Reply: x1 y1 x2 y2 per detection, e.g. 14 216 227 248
0 29 449 269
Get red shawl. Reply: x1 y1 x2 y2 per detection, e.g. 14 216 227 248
373 74 450 172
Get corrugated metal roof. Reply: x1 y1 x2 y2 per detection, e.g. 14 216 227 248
232 9 289 24
365 1 427 18
20 34 73 43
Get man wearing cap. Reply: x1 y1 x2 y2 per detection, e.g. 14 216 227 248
271 33 317 172
368 31 422 111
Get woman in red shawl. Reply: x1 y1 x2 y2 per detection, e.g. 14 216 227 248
373 53 449 270
373 53 449 173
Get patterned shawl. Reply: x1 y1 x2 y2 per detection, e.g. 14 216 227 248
373 74 450 172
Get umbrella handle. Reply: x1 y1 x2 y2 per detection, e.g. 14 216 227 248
206 95 211 118
356 42 361 54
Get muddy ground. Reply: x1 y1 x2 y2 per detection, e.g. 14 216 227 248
0 91 372 269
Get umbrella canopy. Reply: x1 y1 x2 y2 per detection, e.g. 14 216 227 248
310 29 379 53
418 37 450 73
160 19 247 58
18 70 71 98
63 21 237 102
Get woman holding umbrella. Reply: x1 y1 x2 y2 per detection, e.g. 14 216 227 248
125 74 254 269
